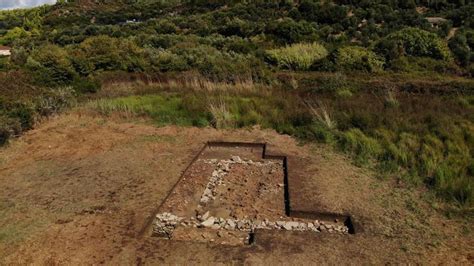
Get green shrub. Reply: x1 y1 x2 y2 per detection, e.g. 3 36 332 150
0 27 30 45
311 72 353 93
71 35 145 74
335 87 353 98
377 27 452 61
448 29 473 67
266 18 318 44
335 46 385 72
146 49 189 72
468 63 474 77
266 42 328 71
27 44 77 86
36 87 76 116
7 102 35 131
174 44 268 82
72 77 101 93
298 122 335 144
0 115 12 146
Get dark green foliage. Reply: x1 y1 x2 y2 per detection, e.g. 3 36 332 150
376 28 452 60
1 0 473 79
449 29 474 66
266 18 318 44
72 77 101 93
27 44 77 86
71 35 144 74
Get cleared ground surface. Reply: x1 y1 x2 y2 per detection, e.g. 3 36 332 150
153 145 348 246
159 146 286 220
0 113 472 264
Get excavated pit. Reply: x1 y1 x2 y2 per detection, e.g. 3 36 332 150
152 142 355 246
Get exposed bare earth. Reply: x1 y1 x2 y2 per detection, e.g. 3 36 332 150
0 113 472 264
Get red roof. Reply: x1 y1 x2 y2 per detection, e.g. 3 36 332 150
0 46 11 50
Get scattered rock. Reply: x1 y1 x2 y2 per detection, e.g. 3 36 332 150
231 156 242 163
201 217 216 227
227 219 236 229
284 221 299 230
201 211 210 221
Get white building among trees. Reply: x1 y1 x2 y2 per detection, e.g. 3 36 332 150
0 46 11 56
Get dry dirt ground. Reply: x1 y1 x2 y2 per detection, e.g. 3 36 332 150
0 113 473 265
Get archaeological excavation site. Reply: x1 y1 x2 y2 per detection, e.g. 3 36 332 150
150 142 358 246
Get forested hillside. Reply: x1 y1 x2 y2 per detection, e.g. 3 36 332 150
0 0 473 210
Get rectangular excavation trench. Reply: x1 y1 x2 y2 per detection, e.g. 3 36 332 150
149 142 357 246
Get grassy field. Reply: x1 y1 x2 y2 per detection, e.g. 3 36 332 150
83 76 474 211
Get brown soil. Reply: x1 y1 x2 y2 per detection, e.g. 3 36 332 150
210 161 285 220
160 146 285 220
0 113 472 264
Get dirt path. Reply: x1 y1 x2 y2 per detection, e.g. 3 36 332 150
0 113 472 264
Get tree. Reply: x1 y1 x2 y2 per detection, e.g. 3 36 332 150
0 27 30 45
449 30 473 66
27 44 76 85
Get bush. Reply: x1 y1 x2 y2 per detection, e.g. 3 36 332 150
27 44 77 86
72 77 101 93
36 87 76 116
173 44 268 81
469 64 474 77
146 49 189 72
0 115 13 145
310 72 358 95
297 122 335 144
71 35 145 74
388 56 461 74
7 102 35 131
376 27 452 61
266 42 329 70
266 18 318 44
335 46 385 72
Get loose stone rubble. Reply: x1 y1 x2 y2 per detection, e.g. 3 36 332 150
153 156 350 241
153 212 183 238
154 212 349 237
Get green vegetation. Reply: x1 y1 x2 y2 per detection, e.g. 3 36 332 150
1 1 474 212
86 77 474 208
266 42 328 70
90 94 209 127
377 28 452 61
335 46 385 72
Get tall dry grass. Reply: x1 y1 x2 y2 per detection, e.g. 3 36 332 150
97 76 269 99
208 97 234 129
304 99 337 129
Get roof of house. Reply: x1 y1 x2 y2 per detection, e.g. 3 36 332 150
0 45 11 50
426 17 448 24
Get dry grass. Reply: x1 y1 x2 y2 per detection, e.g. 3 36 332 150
208 97 234 129
97 76 268 99
305 99 336 129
